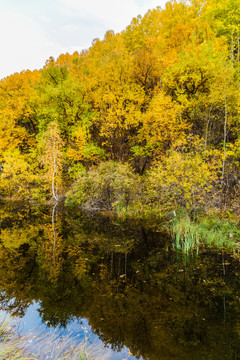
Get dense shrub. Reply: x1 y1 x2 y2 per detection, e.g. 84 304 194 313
66 161 140 212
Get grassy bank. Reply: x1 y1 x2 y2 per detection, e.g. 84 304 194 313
171 213 240 253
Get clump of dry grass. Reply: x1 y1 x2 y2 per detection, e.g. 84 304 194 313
0 315 32 360
0 314 109 360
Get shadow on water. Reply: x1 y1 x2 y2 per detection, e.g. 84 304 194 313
0 201 240 359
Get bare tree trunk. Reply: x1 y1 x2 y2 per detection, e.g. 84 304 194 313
231 32 234 66
52 136 58 202
238 34 240 64
221 94 227 187
205 105 212 151
52 155 58 201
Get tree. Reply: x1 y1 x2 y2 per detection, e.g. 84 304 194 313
136 90 187 156
84 31 145 160
147 147 218 213
40 122 64 201
203 0 240 64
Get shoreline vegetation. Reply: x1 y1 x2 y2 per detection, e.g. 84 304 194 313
1 0 240 252
64 160 240 252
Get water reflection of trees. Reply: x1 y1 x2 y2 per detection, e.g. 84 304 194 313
0 203 240 359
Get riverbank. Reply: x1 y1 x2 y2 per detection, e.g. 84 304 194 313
62 160 240 252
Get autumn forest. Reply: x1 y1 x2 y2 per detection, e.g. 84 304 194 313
1 0 240 237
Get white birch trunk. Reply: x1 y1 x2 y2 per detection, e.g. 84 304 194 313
221 94 227 186
52 136 58 202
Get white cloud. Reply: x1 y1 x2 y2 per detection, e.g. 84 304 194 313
61 0 137 25
0 10 66 79
64 24 81 32
61 0 165 31
38 15 52 24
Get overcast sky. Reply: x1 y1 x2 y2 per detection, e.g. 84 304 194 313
0 0 167 80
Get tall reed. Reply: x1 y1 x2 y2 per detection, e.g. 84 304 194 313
171 214 240 252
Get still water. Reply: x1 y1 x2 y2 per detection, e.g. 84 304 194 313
0 202 240 359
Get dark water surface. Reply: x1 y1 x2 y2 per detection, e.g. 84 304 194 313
1 202 240 359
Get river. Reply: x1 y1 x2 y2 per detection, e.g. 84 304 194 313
0 202 240 359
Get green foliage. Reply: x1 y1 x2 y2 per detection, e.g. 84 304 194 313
171 212 201 252
66 161 140 211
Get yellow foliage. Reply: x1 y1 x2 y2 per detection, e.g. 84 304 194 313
148 150 217 210
40 121 64 197
0 148 36 198
67 126 88 162
138 91 189 157
0 226 38 249
0 70 39 158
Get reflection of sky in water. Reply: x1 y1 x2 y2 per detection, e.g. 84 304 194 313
0 301 138 360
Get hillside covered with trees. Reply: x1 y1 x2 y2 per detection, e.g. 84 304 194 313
1 0 240 228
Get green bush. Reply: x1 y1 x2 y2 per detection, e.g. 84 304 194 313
66 161 140 212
